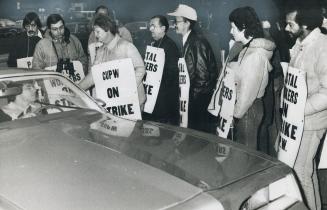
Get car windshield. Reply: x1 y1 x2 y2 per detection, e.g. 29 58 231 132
0 74 103 122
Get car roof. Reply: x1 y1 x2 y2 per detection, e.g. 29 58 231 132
0 67 62 78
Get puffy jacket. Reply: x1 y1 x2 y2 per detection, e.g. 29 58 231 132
229 38 275 118
182 30 218 100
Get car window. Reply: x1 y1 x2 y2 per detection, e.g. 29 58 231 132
0 74 103 122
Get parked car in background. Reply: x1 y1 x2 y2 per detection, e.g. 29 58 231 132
0 18 16 27
0 69 307 210
0 26 23 38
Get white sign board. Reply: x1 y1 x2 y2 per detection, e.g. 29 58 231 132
319 134 327 169
44 60 86 110
143 46 165 113
208 66 225 116
178 58 190 128
278 66 307 167
92 58 141 120
216 68 236 138
17 57 33 69
45 60 85 84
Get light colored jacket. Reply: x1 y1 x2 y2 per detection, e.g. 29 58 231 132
289 28 327 130
229 38 275 118
32 32 87 73
90 34 146 107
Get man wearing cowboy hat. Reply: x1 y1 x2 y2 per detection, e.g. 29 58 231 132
168 4 218 133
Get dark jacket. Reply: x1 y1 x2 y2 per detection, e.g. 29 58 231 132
182 30 218 100
7 32 41 67
182 30 218 132
149 35 180 125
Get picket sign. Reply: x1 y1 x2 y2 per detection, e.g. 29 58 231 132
178 58 190 128
215 68 236 138
17 57 33 69
143 46 165 113
43 60 85 112
277 66 307 167
91 58 141 120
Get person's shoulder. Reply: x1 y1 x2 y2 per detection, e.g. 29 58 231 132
70 34 82 43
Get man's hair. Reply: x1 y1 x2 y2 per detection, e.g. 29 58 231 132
183 17 196 30
23 12 41 29
46 14 65 29
95 5 109 14
94 15 118 35
284 1 323 30
6 81 34 102
151 15 169 32
47 14 70 43
229 6 264 39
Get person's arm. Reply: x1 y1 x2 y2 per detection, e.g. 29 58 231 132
72 36 88 75
32 41 46 69
304 50 327 115
78 72 94 91
234 53 268 118
126 43 145 86
192 40 218 95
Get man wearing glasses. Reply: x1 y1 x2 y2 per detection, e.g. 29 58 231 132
7 12 43 67
168 4 218 133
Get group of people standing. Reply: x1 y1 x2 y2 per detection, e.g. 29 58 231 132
5 1 327 209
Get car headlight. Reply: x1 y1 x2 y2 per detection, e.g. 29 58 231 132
240 174 302 210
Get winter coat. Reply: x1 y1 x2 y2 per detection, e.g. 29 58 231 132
229 38 275 118
32 31 87 73
7 32 41 67
289 28 327 130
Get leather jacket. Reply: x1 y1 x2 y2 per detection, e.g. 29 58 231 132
182 30 218 100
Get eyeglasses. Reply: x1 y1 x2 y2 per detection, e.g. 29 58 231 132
173 20 184 25
25 24 37 29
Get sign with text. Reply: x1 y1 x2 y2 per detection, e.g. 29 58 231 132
278 66 307 167
90 114 136 137
319 134 327 169
178 58 190 128
143 46 165 113
43 78 77 113
92 58 141 120
208 66 225 116
17 57 33 69
45 60 85 84
44 60 86 110
215 67 236 138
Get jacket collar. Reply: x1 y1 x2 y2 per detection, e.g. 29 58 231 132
295 28 321 47
105 34 120 51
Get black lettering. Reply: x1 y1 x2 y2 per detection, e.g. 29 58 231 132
179 75 186 84
102 69 119 80
107 86 119 98
180 100 186 112
282 102 288 117
144 84 153 95
106 104 134 116
217 114 227 132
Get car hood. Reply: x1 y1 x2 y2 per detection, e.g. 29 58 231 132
0 110 278 210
